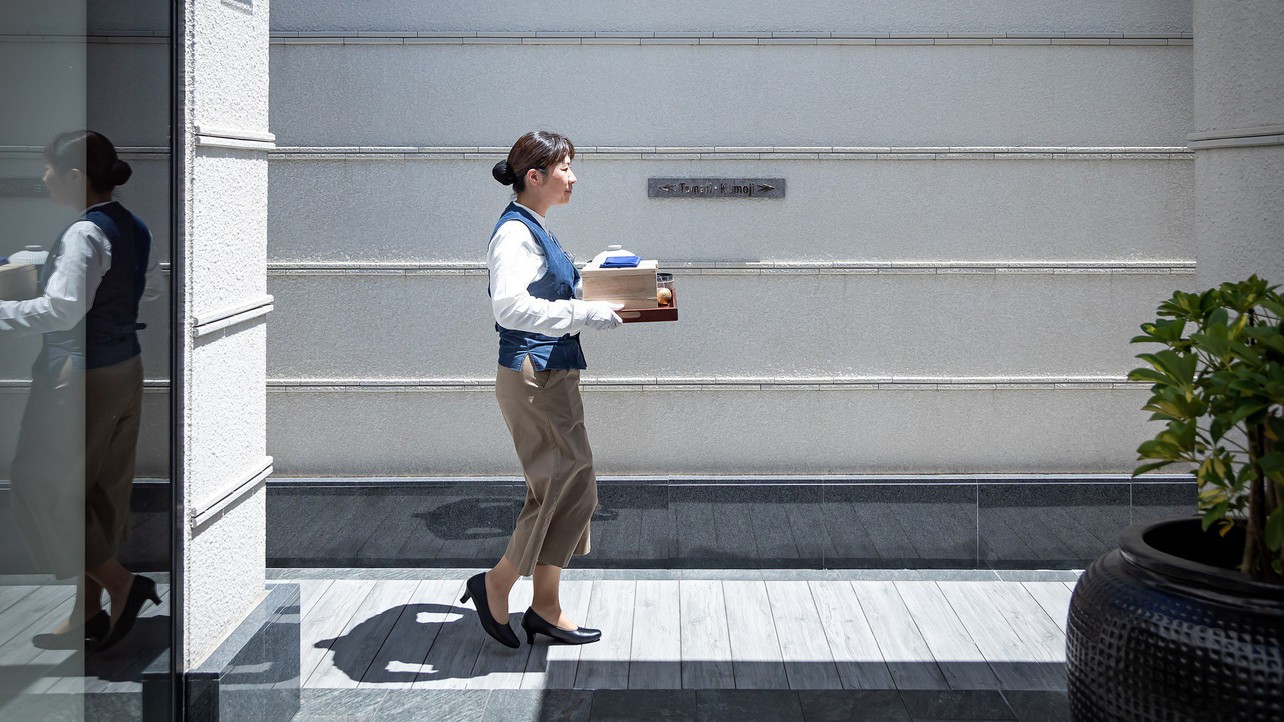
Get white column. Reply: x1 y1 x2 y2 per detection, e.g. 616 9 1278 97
1191 0 1284 288
179 0 274 667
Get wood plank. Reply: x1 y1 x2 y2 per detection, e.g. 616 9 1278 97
309 580 420 688
628 580 681 689
1021 582 1074 634
722 580 788 690
574 580 635 690
0 593 77 696
467 579 534 689
849 581 949 690
895 581 1001 690
0 585 39 615
764 581 842 689
359 579 464 688
297 579 336 622
415 578 489 689
807 581 894 690
521 580 593 690
678 580 734 690
298 580 376 687
936 581 1064 691
0 585 76 647
984 583 1067 663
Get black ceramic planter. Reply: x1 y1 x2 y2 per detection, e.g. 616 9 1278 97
1066 516 1284 721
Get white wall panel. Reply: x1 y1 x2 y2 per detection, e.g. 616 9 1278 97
266 272 1190 380
86 41 171 147
1193 0 1284 134
270 1 1191 35
270 44 1191 147
189 149 268 315
268 156 1193 263
0 389 169 480
268 385 1152 476
1194 146 1284 286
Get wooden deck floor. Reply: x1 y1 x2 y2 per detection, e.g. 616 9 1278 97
294 574 1075 693
0 579 171 698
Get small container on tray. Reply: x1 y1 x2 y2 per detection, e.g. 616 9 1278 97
580 260 678 323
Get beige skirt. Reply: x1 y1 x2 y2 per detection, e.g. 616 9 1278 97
494 356 598 576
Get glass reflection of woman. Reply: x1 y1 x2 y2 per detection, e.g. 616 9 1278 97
459 131 623 649
0 131 161 650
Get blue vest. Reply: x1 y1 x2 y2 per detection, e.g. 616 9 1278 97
489 203 586 371
40 201 151 372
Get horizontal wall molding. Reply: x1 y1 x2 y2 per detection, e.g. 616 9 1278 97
190 456 274 529
0 33 169 44
194 125 276 151
0 145 169 160
1187 124 1284 151
269 472 1194 487
267 376 1147 393
191 294 275 337
271 31 1192 47
271 145 1193 161
268 260 1195 276
0 378 171 392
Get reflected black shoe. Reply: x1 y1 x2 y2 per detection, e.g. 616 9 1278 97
521 607 601 645
97 575 161 651
32 611 110 649
460 573 520 649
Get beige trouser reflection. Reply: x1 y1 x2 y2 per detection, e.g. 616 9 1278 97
494 356 598 576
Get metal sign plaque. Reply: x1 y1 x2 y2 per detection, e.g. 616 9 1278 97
0 178 47 198
648 177 785 199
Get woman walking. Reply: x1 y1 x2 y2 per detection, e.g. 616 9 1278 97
1 130 161 650
460 131 623 648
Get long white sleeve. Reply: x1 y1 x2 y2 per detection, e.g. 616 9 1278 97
0 221 110 336
487 219 590 336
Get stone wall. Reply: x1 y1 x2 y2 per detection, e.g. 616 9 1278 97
265 1 1197 477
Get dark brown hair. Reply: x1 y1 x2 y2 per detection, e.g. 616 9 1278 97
44 130 131 194
492 131 574 193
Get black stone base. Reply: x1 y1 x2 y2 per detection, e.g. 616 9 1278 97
267 476 1194 569
149 583 300 722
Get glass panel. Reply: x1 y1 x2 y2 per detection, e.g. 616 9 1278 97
0 1 173 719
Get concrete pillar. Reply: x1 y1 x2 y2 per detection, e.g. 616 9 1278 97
1191 1 1284 288
178 0 274 667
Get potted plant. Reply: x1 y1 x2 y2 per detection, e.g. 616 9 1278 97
1066 276 1284 721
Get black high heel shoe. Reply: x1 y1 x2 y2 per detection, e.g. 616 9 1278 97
97 575 161 651
521 607 601 646
32 610 110 650
460 573 520 648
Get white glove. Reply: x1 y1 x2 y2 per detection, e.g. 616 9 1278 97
583 301 625 331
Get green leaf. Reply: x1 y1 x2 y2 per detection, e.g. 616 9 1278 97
1266 509 1284 552
1231 403 1270 425
1132 460 1176 477
1259 452 1284 475
1128 368 1172 385
1137 350 1198 387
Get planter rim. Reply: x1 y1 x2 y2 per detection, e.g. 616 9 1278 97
1119 515 1284 602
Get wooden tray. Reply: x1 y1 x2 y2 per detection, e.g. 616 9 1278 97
619 305 678 323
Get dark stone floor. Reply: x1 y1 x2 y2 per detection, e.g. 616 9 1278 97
294 688 1070 722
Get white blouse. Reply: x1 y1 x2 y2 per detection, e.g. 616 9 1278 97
0 202 162 336
486 202 591 336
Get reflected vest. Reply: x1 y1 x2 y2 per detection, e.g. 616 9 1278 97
41 201 152 371
489 203 586 371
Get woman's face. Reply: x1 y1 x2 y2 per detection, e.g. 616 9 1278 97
530 154 576 207
43 163 82 207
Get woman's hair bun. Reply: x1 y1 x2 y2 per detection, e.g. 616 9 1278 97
110 159 132 187
492 159 516 186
